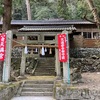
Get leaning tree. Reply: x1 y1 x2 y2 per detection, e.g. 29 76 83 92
2 0 12 33
85 0 100 27
0 0 12 81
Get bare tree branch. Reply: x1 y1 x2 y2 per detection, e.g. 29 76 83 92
82 13 99 25
85 0 100 28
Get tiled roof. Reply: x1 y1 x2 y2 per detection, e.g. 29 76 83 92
0 20 94 25
19 25 76 31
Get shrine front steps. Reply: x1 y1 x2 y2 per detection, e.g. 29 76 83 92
34 67 55 76
34 57 55 76
16 80 54 96
38 58 55 67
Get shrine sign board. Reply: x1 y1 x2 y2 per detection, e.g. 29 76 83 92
58 33 68 62
0 33 6 61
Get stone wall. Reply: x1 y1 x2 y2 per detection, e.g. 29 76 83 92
69 48 100 72
70 58 100 72
12 47 100 58
0 83 21 100
57 48 100 100
55 85 100 100
70 48 100 58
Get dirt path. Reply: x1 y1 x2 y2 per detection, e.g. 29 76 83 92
74 72 100 90
11 96 55 100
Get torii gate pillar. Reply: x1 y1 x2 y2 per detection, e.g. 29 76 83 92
2 30 12 82
20 48 26 76
55 48 61 77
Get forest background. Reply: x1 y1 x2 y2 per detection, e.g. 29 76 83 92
0 0 100 81
0 0 100 20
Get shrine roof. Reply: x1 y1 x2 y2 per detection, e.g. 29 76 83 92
18 25 76 31
0 19 94 25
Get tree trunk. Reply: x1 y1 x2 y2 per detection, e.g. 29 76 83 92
85 0 100 47
2 0 12 33
0 0 12 81
25 0 32 20
0 61 3 81
85 0 100 25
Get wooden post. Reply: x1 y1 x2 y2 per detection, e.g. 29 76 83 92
55 48 61 77
20 35 27 76
2 30 12 82
20 48 26 76
55 35 61 78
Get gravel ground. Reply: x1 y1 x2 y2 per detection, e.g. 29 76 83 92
74 72 100 90
11 96 55 100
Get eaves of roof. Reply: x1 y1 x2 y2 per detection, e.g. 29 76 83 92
18 25 76 31
0 20 94 25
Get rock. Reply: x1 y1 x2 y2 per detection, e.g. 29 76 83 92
91 55 99 59
17 76 27 80
10 76 17 82
70 68 82 83
10 70 20 81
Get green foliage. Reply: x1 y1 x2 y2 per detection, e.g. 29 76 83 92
34 7 57 20
0 7 3 15
57 0 69 19
94 0 100 17
0 0 3 16
12 0 27 20
10 0 100 20
31 0 59 20
76 1 88 19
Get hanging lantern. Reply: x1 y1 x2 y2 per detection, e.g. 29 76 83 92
41 46 45 55
45 47 47 52
49 48 52 54
24 46 28 54
35 48 38 52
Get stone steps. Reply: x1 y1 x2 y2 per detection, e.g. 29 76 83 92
34 72 55 76
21 92 53 96
22 88 53 92
34 69 55 76
38 64 55 67
36 66 55 68
24 80 54 84
34 58 55 76
34 68 55 76
23 84 53 88
37 58 55 67
17 80 54 96
35 67 55 69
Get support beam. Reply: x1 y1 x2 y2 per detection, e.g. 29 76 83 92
13 44 58 48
